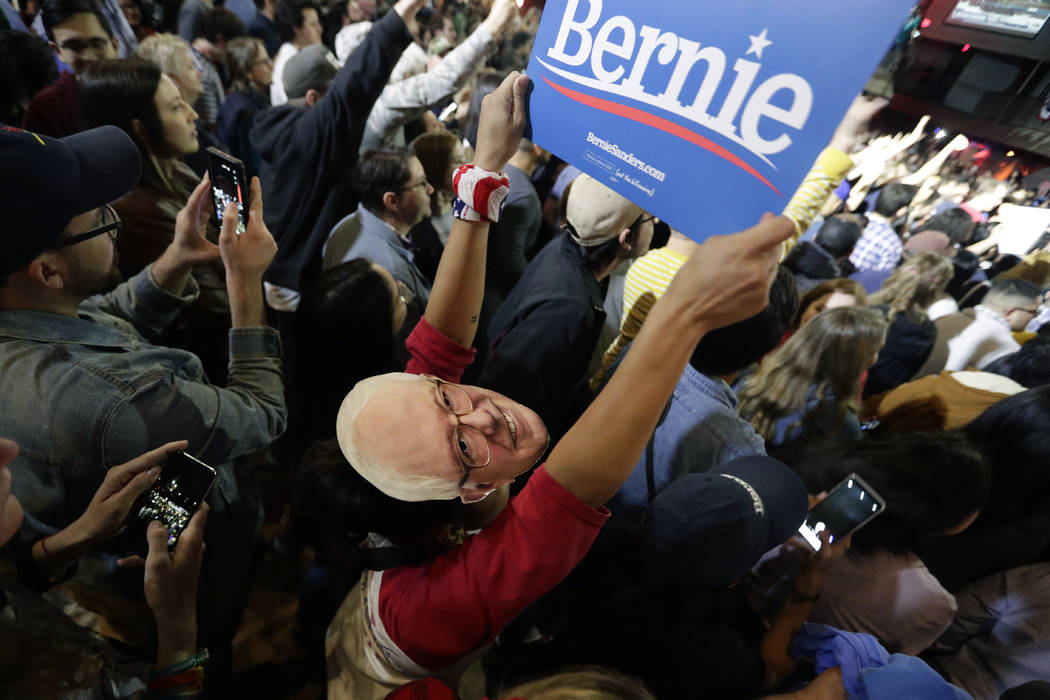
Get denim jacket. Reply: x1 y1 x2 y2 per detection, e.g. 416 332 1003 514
614 364 766 509
0 265 286 594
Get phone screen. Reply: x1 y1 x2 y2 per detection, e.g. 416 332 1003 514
129 452 216 553
207 148 248 235
798 474 885 550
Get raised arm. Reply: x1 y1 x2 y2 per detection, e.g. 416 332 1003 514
423 72 529 348
364 0 517 147
294 0 425 156
546 214 796 507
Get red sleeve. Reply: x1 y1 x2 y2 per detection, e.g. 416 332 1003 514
404 317 477 382
377 466 610 671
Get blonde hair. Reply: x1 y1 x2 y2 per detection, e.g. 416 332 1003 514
737 306 887 441
868 252 953 321
137 33 193 75
503 666 657 700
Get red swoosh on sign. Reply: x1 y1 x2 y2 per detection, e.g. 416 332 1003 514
542 76 781 195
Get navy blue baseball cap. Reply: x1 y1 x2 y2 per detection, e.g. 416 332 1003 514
0 125 142 277
641 455 809 589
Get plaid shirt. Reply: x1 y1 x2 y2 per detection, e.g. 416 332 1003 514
849 213 902 272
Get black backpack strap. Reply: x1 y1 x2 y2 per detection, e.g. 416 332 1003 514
645 397 674 504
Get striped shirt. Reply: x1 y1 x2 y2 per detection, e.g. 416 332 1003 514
590 147 854 388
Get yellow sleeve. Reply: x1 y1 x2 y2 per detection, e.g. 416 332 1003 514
589 250 686 389
780 148 854 255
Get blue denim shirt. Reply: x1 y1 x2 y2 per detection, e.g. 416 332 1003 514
0 266 286 594
614 364 766 509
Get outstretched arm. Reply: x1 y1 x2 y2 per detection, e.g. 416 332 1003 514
423 72 529 348
546 214 796 507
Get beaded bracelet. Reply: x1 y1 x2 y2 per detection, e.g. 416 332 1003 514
151 648 210 678
451 163 510 223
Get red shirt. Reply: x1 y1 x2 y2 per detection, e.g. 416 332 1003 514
22 71 83 138
371 319 610 673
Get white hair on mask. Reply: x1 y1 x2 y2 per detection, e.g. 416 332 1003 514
335 373 462 502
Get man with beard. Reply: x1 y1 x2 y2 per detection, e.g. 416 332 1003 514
0 124 286 679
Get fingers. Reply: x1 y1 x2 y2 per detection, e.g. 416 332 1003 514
739 214 795 255
0 438 19 470
116 554 146 568
512 73 529 126
249 176 263 224
110 441 186 482
219 201 240 243
109 466 161 512
189 173 212 216
101 442 183 497
145 519 172 571
173 503 208 566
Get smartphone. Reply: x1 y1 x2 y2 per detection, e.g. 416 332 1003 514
798 473 885 550
127 451 216 555
206 147 249 235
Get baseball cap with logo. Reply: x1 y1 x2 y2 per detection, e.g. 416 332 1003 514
641 455 810 589
0 125 142 277
283 44 342 99
565 174 645 247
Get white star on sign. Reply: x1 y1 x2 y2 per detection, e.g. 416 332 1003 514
747 28 772 60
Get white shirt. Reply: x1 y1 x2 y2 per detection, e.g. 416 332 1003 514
944 305 1020 371
927 297 959 321
270 42 299 106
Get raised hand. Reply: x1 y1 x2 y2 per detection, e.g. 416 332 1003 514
474 71 530 172
172 174 222 268
219 176 277 284
145 503 208 667
73 441 187 546
668 214 795 332
482 0 518 38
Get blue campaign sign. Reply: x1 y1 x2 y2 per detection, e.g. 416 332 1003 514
525 0 915 241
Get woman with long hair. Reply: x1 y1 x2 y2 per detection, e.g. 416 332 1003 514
869 251 955 321
863 252 954 398
79 58 230 379
737 306 887 447
218 36 272 178
406 129 465 282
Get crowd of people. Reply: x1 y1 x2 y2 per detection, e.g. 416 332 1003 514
1 0 1050 698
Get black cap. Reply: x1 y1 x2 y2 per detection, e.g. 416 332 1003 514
0 125 142 276
641 455 809 589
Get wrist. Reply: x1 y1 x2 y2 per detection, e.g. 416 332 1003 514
38 520 96 561
474 153 502 173
226 270 265 300
155 617 197 667
792 572 823 600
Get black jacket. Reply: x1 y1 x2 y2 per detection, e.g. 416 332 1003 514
863 307 936 398
251 11 412 291
480 232 606 434
782 240 841 293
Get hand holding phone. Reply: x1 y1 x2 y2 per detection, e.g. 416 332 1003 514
206 147 249 235
798 473 885 550
127 451 216 557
